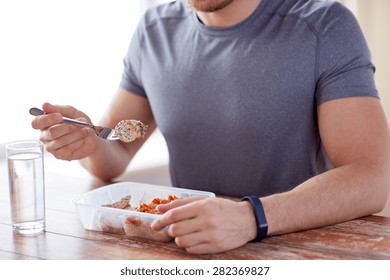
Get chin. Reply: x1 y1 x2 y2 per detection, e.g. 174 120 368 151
186 0 235 13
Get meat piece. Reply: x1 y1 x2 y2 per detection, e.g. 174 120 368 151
114 119 148 143
102 195 133 210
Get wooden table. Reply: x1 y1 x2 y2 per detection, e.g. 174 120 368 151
1 157 390 260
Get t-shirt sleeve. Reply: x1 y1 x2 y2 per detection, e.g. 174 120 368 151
119 19 147 98
315 3 378 106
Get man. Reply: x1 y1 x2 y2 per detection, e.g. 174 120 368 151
32 0 390 254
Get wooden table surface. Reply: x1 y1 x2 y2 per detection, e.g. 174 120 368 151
1 157 390 260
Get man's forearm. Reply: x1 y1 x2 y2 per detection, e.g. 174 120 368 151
80 139 134 181
262 161 390 236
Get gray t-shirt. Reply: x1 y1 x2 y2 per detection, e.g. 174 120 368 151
120 0 378 197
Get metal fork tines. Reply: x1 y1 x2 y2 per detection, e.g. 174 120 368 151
94 126 119 140
29 107 119 141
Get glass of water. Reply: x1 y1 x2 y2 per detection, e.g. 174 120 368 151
6 140 46 235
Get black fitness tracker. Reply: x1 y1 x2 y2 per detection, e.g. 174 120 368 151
241 195 268 242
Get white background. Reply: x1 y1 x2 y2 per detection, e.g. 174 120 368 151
0 0 140 143
0 0 171 173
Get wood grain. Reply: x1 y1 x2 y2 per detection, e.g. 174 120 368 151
1 158 390 260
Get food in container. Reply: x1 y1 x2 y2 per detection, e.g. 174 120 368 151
72 182 215 241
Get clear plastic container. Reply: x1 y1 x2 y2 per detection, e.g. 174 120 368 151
72 182 215 242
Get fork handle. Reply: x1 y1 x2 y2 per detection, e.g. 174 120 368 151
62 117 94 128
29 107 94 128
29 107 46 116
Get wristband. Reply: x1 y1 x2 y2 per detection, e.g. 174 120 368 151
241 195 268 242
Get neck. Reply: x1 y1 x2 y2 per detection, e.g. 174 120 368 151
196 0 261 27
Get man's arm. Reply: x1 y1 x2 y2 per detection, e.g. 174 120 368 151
262 96 390 235
80 88 156 180
151 96 390 254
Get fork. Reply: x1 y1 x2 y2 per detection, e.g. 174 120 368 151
29 107 119 140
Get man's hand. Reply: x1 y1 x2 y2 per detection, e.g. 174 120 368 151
31 102 101 161
151 196 257 254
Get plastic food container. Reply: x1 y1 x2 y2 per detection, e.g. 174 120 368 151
72 182 215 242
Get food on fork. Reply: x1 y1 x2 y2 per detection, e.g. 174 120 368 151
114 119 148 143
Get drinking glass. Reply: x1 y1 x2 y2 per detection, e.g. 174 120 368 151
6 140 46 235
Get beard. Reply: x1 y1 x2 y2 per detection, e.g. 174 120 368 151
187 0 235 12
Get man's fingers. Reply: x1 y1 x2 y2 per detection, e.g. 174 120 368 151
42 102 81 119
174 231 209 249
31 112 63 130
167 214 205 237
156 196 205 213
151 197 208 231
